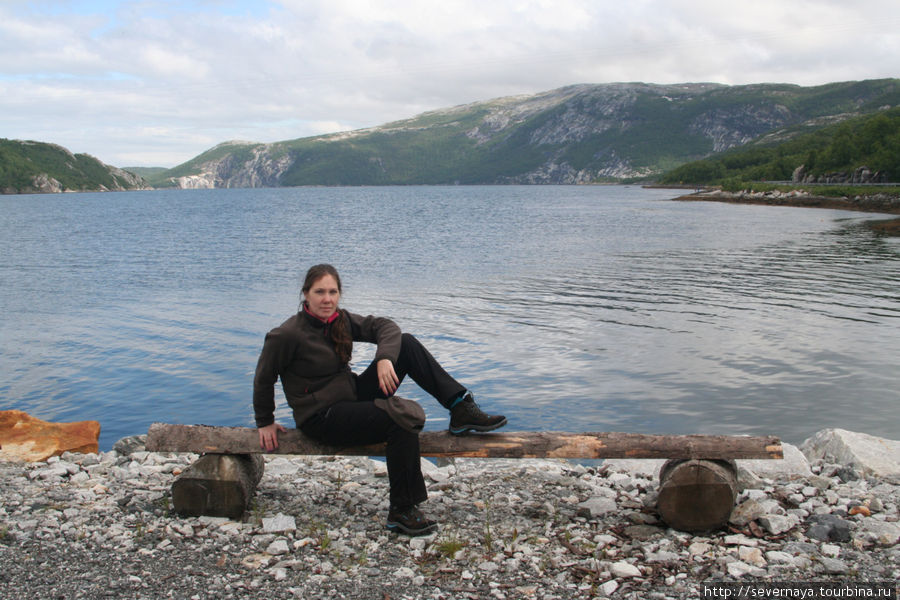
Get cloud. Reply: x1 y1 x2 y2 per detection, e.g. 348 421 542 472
1 0 898 167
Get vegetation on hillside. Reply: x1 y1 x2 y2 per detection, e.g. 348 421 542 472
153 79 899 187
658 107 900 186
0 139 146 193
123 166 168 180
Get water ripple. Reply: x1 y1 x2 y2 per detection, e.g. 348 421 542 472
1 187 898 448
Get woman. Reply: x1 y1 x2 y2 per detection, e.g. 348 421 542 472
253 264 506 536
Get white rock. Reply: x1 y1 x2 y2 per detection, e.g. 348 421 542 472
855 518 900 546
727 560 765 578
765 550 794 565
724 534 757 546
577 497 616 518
262 513 296 534
688 542 712 556
646 551 680 563
609 561 641 578
599 580 619 596
800 429 900 478
171 523 194 538
393 567 416 578
744 489 768 501
266 539 290 555
730 498 782 526
821 544 840 557
819 557 848 574
263 458 302 477
607 472 632 487
408 536 429 551
759 513 799 535
39 466 70 480
738 546 766 567
426 469 449 483
70 471 90 483
602 459 665 478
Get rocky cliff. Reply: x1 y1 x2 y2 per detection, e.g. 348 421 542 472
153 79 898 187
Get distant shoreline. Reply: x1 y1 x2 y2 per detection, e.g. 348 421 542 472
670 189 900 236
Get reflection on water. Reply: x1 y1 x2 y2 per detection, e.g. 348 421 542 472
1 187 898 449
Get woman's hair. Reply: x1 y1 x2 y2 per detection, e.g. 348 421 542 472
301 264 352 364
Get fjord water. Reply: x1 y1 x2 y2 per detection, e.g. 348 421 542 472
1 186 898 450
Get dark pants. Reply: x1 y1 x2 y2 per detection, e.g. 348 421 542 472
300 333 466 508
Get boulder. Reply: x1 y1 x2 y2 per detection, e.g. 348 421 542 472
737 443 812 480
0 410 100 462
800 429 900 478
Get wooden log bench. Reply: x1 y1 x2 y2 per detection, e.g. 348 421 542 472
146 423 783 532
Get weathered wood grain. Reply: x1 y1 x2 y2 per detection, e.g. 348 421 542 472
146 423 782 460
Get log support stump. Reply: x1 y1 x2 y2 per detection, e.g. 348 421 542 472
656 458 739 532
171 453 265 519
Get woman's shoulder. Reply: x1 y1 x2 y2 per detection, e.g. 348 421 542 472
343 310 401 336
266 312 308 337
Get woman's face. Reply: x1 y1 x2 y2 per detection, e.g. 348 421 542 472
304 274 340 320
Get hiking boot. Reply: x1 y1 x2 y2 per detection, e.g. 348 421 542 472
386 505 438 536
449 393 507 435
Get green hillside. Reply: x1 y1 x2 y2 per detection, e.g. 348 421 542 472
659 107 900 185
123 166 169 180
153 79 900 188
0 139 147 193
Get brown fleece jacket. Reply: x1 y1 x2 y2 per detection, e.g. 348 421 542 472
253 308 401 428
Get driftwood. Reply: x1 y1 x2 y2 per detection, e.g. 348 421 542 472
656 459 739 532
146 423 783 460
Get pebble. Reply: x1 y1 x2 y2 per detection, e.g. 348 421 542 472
610 561 642 578
0 433 898 600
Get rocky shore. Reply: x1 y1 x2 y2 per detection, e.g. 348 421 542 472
1 429 898 600
673 189 900 236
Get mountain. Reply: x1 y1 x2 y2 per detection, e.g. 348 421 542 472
0 139 149 194
151 79 900 188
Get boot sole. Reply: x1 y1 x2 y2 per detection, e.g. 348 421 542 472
449 417 508 436
386 521 438 536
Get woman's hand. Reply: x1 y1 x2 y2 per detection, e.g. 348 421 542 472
377 358 400 396
258 422 287 452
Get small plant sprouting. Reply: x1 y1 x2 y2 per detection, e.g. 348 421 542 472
435 533 466 560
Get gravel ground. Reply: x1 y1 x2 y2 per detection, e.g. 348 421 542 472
1 433 898 600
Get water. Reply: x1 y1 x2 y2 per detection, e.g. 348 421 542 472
1 186 898 450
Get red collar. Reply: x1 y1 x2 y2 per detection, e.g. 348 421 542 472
303 303 340 324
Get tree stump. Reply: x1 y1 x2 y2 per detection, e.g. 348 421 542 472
656 458 738 532
171 454 265 519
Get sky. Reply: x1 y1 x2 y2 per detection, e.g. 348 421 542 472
2 0 899 168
